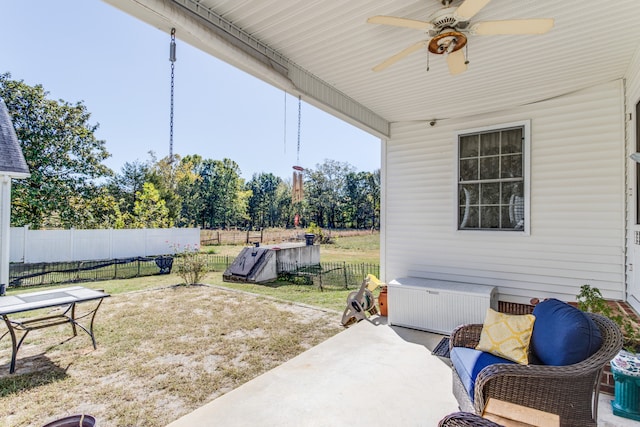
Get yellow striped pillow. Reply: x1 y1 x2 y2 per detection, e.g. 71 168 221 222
475 308 536 365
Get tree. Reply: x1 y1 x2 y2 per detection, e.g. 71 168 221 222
344 170 380 229
146 152 184 226
176 154 205 227
106 160 149 218
305 159 354 228
0 73 113 229
132 182 172 228
275 179 295 227
62 186 124 229
246 172 282 228
199 158 248 228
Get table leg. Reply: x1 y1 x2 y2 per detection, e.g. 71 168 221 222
70 303 78 337
68 298 103 349
1 315 29 374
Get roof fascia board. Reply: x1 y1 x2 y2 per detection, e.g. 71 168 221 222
172 0 390 137
105 0 390 137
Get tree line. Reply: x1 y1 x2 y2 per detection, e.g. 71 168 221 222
1 73 380 231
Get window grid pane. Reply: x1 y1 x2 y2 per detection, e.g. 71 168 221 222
458 126 524 231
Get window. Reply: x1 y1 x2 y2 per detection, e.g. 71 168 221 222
457 121 529 232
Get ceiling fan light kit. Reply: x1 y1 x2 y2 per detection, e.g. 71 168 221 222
428 29 467 54
368 0 554 75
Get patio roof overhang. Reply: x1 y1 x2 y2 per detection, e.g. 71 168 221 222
102 0 640 138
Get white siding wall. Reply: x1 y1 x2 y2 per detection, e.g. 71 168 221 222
624 44 640 313
384 80 625 304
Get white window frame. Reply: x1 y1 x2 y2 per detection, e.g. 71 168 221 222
454 120 531 235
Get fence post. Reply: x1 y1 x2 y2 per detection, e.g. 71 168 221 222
137 257 141 277
343 261 348 289
22 225 29 263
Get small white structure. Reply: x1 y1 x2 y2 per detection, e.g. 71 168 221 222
223 242 320 283
0 98 30 293
387 277 498 334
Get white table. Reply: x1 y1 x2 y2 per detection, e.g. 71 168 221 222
0 286 109 373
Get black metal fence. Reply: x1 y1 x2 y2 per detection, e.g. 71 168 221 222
276 261 380 291
8 255 378 291
8 256 176 287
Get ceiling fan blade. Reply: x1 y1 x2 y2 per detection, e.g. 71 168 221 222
367 16 434 31
472 19 554 35
373 41 427 72
454 0 491 21
447 49 467 76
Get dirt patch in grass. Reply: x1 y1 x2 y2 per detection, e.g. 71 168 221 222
0 285 343 427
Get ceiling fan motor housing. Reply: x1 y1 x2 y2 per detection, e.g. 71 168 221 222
428 6 469 32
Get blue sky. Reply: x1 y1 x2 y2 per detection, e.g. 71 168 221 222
4 0 381 180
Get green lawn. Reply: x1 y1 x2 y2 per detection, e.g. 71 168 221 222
321 233 379 264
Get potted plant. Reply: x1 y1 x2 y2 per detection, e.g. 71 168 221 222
577 285 640 421
576 285 640 352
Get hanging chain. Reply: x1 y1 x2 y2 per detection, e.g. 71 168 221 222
296 95 302 165
169 28 176 162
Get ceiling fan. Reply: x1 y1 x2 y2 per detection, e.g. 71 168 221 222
368 0 554 75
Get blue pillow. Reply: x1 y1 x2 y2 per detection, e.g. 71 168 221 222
531 298 603 366
451 347 515 400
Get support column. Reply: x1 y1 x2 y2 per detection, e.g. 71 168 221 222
0 175 11 293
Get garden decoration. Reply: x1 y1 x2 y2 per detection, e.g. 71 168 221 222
576 284 640 421
611 350 640 420
291 96 304 226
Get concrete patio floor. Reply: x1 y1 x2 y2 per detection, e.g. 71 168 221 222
167 316 639 427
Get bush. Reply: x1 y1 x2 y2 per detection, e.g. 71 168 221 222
577 284 640 352
174 244 207 285
307 223 334 244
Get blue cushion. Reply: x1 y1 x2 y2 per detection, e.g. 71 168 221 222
450 346 515 401
531 298 602 366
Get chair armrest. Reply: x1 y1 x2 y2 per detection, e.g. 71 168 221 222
473 363 600 418
449 323 483 350
438 412 503 427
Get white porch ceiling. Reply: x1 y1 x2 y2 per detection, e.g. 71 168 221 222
103 0 640 137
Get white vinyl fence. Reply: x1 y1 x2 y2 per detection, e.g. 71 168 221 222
9 227 199 263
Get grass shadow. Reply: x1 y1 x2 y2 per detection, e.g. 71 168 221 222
0 354 68 397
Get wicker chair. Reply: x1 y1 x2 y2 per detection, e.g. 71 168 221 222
450 313 623 427
438 412 504 426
